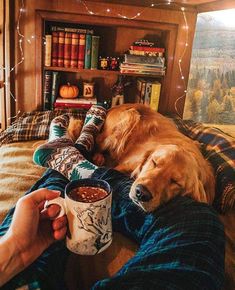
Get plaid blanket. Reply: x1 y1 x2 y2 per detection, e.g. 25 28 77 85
173 118 235 213
0 109 86 147
1 168 225 290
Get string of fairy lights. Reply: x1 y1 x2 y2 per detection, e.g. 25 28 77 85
1 0 190 120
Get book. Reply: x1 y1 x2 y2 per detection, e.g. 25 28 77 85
64 32 72 68
78 34 86 69
120 68 165 76
54 97 97 109
129 50 164 57
124 54 165 67
136 78 147 103
144 82 152 105
51 26 94 35
43 71 52 110
70 33 79 68
54 103 93 110
51 71 60 109
51 31 59 66
90 36 100 69
58 32 65 67
55 97 97 104
150 81 161 111
130 45 165 53
44 35 52 66
84 34 92 69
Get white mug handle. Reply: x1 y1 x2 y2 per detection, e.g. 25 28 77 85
44 197 66 218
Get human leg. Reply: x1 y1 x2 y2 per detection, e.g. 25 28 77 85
91 168 225 290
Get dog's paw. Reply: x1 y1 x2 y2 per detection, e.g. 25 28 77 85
93 153 105 166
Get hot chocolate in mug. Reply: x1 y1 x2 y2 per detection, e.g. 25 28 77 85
45 178 112 255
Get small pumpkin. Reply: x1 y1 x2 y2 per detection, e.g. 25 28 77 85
59 83 79 99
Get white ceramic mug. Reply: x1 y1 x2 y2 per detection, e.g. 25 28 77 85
45 178 112 255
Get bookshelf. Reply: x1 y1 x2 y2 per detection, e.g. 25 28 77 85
35 8 190 114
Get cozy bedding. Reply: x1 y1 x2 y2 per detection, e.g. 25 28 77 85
0 110 234 290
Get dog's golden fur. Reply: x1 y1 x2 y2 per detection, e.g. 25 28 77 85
96 103 215 212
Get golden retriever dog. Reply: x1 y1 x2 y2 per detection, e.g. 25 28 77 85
95 103 215 212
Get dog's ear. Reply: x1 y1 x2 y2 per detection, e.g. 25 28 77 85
114 108 141 156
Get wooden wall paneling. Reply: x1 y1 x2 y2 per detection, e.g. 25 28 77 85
17 0 198 116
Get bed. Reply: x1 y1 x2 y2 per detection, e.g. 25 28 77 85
0 110 234 290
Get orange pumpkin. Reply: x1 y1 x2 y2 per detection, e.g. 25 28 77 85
59 83 79 99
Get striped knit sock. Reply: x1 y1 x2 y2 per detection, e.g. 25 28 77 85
33 114 98 180
75 105 106 153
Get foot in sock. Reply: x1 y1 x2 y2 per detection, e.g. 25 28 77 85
33 105 106 180
75 105 106 152
48 114 71 141
33 137 98 180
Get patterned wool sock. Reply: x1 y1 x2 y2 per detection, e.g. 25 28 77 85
33 114 98 180
48 114 71 141
75 105 107 153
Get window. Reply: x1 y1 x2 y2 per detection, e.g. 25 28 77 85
183 9 235 125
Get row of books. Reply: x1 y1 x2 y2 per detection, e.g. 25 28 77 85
120 54 166 76
44 26 100 70
43 70 97 111
136 78 161 111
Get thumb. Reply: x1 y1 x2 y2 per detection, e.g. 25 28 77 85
28 188 61 206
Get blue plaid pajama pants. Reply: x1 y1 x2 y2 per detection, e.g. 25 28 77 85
0 168 225 290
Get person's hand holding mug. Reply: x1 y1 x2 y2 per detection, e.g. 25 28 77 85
0 188 67 286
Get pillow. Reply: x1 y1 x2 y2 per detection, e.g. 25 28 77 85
0 109 86 147
173 118 235 213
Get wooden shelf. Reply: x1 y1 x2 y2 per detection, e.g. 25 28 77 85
44 66 164 78
44 66 120 76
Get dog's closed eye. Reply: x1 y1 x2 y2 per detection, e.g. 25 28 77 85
170 178 182 187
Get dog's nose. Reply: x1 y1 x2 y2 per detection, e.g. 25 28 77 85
135 184 152 202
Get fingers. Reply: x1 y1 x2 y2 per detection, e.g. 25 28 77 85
40 204 62 220
53 226 67 240
52 216 67 231
21 188 61 207
52 216 67 240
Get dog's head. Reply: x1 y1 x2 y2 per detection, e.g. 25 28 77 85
130 144 215 212
96 104 175 160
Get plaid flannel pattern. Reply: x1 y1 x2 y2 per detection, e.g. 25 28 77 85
173 118 235 213
0 168 225 290
0 109 86 147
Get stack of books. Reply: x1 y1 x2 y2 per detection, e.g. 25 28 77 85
136 78 161 111
120 41 166 76
44 25 100 70
120 54 166 76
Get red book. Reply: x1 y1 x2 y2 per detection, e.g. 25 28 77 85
130 46 165 53
51 31 59 66
58 32 65 67
70 33 79 68
64 32 72 68
78 34 86 69
54 102 92 109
